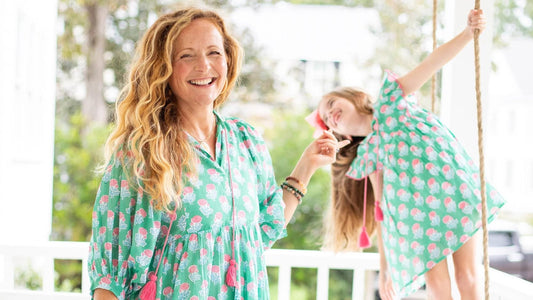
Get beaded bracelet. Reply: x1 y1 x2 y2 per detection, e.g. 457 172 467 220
285 176 307 195
281 181 305 203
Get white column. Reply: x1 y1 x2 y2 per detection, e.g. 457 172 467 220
440 0 494 163
0 0 58 244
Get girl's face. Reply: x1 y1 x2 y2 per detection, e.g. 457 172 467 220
318 95 372 137
169 19 228 110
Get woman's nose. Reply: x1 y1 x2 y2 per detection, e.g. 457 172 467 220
194 54 210 71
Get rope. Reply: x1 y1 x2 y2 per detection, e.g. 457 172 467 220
431 0 437 113
473 0 490 299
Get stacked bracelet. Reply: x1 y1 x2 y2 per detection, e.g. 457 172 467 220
285 176 307 195
281 181 305 203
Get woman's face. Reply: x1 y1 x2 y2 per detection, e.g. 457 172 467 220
318 95 371 137
169 19 228 110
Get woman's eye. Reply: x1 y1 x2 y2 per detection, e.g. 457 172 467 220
209 50 221 55
180 54 192 59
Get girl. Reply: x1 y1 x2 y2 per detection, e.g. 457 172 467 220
307 9 505 300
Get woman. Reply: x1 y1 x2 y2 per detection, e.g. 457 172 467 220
88 6 344 300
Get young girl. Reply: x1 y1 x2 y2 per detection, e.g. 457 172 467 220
307 9 505 300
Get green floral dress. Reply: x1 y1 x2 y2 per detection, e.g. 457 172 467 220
88 112 287 299
346 70 506 297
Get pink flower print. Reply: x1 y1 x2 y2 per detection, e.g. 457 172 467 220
237 210 247 226
443 215 458 229
98 195 109 213
412 159 423 174
150 221 160 237
461 216 474 233
179 283 190 298
386 116 397 128
458 201 473 214
427 243 441 259
425 195 441 210
99 276 111 289
425 146 437 161
205 183 217 199
416 122 429 133
411 207 426 222
410 145 422 157
397 141 408 156
163 287 173 298
427 178 440 194
137 249 153 267
199 248 209 265
412 223 423 239
380 104 392 114
182 186 195 204
219 195 231 213
396 188 410 202
188 216 203 233
262 224 276 239
109 179 120 197
444 197 456 213
385 184 395 198
398 172 409 186
134 208 147 225
460 234 470 243
413 256 424 273
411 241 424 255
188 265 201 282
197 199 213 216
247 282 256 292
442 165 453 180
188 233 199 250
242 195 254 212
441 181 456 195
396 221 408 235
398 237 408 252
210 265 221 282
118 212 127 230
425 162 438 175
397 158 409 170
426 261 436 269
445 230 458 247
428 211 440 226
413 192 423 206
135 227 148 247
384 168 397 181
442 248 452 256
218 285 228 298
120 180 130 198
398 204 408 219
207 168 223 183
426 228 442 241
400 269 409 282
409 131 421 143
411 176 425 190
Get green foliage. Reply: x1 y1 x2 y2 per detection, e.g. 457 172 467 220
15 264 42 290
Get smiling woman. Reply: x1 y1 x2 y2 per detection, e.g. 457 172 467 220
87 5 345 300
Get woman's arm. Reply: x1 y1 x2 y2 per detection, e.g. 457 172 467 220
397 9 486 95
283 130 349 225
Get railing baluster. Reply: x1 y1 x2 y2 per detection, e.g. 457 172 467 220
352 269 366 300
277 265 291 300
316 266 329 300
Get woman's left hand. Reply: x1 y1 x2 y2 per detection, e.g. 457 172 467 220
303 130 350 169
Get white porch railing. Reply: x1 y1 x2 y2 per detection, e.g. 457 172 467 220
1 242 533 300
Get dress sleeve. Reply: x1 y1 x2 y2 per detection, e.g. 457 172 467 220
88 152 162 299
345 135 382 180
236 121 287 250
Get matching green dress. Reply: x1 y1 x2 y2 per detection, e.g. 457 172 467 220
346 70 506 297
88 113 287 299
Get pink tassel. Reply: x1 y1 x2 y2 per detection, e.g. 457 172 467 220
139 274 157 300
225 259 237 287
359 226 371 249
375 201 384 221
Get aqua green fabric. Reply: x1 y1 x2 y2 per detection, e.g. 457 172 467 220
88 113 287 299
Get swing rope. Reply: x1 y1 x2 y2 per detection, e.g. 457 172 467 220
431 0 437 113
472 0 491 299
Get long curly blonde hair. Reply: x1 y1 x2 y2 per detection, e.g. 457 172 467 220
103 7 243 211
322 87 377 251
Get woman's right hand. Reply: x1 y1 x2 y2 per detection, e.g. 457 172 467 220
93 288 118 300
378 269 396 300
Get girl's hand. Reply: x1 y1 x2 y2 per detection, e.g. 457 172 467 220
378 270 397 300
466 9 486 37
303 130 350 169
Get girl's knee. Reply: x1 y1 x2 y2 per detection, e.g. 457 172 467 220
455 268 478 291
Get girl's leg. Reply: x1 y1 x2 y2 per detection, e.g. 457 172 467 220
425 258 453 300
452 233 481 300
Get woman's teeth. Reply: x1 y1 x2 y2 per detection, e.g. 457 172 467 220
190 78 213 86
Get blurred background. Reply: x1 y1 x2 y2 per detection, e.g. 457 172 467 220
1 0 532 299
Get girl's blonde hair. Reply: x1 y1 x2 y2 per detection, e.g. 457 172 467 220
103 7 243 211
322 87 377 251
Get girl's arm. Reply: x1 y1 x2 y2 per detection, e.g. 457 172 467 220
369 170 396 300
397 9 486 95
